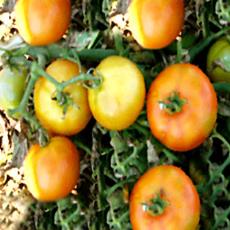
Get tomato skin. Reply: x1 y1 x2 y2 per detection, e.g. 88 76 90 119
0 66 27 111
88 56 146 130
23 136 80 202
128 0 184 49
15 0 71 46
207 37 230 82
147 63 217 151
34 59 91 136
130 165 200 230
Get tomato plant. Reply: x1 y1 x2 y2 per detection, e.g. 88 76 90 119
128 0 184 49
207 37 230 82
130 165 200 230
0 66 27 112
14 0 71 45
88 56 146 130
147 63 218 151
1 0 230 229
34 59 91 136
23 136 80 202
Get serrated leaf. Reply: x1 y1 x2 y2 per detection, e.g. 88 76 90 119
110 131 128 154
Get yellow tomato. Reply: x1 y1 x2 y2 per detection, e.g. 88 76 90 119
88 56 146 130
34 59 91 136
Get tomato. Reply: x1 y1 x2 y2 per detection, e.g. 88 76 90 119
34 59 91 136
23 136 80 202
207 37 230 82
88 56 146 130
130 165 200 230
128 0 184 49
15 0 71 46
147 63 217 152
0 66 27 111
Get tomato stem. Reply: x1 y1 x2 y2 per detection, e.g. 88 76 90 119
33 63 102 114
214 82 230 93
142 192 169 216
25 45 119 62
8 64 45 132
189 27 230 61
159 92 186 115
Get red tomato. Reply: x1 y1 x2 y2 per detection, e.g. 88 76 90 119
130 165 200 230
147 63 218 151
15 0 71 45
23 136 80 202
128 0 184 49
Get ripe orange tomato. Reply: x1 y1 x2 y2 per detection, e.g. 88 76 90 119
130 165 200 230
23 136 80 202
15 0 71 45
128 0 184 49
88 56 146 130
34 59 91 136
147 63 217 152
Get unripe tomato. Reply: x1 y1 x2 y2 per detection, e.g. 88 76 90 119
88 56 146 130
15 0 71 46
24 136 80 202
207 37 230 82
147 63 217 151
128 0 184 49
130 165 200 230
0 66 27 111
34 59 91 136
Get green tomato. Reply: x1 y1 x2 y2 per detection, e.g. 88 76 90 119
207 37 230 82
0 66 27 111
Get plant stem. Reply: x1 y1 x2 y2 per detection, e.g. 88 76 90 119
9 70 37 117
189 27 230 61
214 82 230 93
33 63 60 89
34 62 102 92
176 37 183 63
27 45 119 62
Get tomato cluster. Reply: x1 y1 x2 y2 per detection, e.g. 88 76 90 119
0 0 224 228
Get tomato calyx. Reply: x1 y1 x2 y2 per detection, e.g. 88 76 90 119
142 192 169 216
159 91 187 115
51 91 78 116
